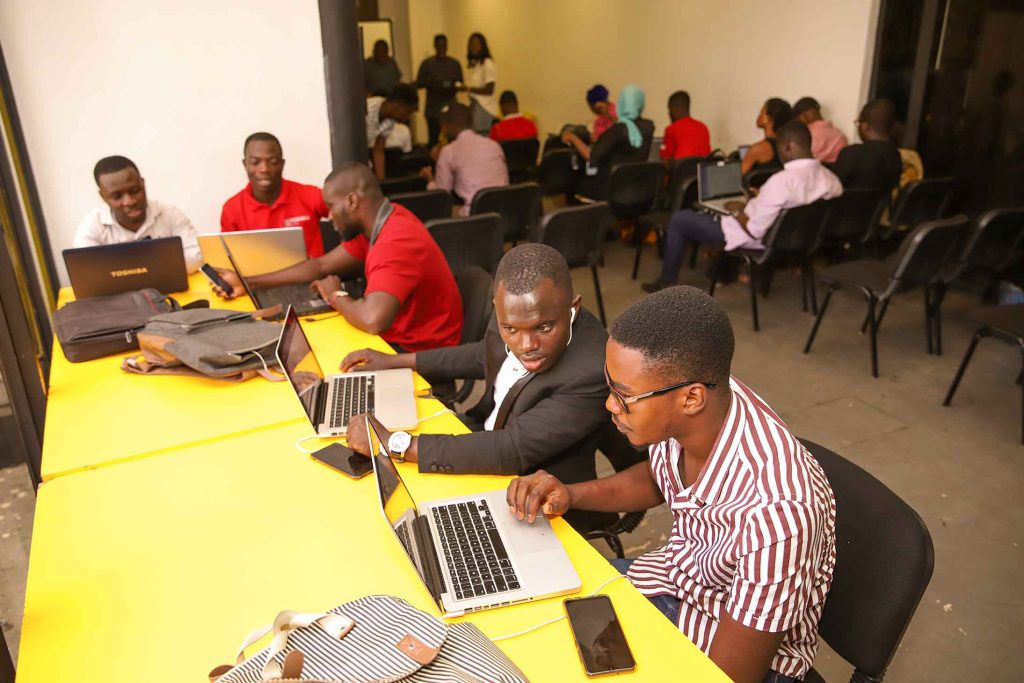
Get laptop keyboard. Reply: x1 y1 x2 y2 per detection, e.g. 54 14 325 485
432 500 520 601
257 284 330 315
328 375 375 429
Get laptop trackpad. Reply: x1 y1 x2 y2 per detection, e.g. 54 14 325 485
491 494 559 555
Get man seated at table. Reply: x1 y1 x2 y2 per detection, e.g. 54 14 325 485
367 84 420 180
506 285 837 683
793 97 848 164
830 98 903 193
74 155 201 272
422 103 508 215
220 132 330 257
342 244 619 531
489 90 538 142
643 120 842 292
213 162 462 352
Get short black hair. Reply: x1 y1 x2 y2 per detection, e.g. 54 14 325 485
792 97 820 115
495 243 573 297
610 285 734 383
324 162 382 200
778 119 812 149
668 90 691 111
93 156 139 184
441 103 472 130
859 98 895 134
434 34 447 44
373 39 388 51
499 90 518 106
763 97 793 128
387 83 419 109
243 132 281 155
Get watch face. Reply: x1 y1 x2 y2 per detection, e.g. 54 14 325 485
389 432 411 453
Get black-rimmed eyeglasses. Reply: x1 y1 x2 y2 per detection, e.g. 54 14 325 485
604 365 717 414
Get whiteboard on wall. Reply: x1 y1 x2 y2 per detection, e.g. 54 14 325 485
359 20 394 59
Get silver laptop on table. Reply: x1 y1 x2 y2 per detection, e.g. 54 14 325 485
367 417 581 617
275 306 417 435
698 160 745 215
198 228 330 316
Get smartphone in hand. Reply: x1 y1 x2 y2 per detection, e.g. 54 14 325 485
200 263 233 294
311 443 372 479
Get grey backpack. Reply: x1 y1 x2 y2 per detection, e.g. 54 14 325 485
121 307 284 381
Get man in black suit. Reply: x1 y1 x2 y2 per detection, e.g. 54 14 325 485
343 244 631 528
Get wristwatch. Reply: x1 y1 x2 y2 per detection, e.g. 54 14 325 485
388 431 412 462
329 289 350 304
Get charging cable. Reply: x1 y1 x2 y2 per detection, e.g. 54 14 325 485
489 574 630 642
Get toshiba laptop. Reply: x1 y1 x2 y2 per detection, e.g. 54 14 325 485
367 417 581 617
197 228 330 316
275 306 417 435
697 160 745 215
63 236 188 299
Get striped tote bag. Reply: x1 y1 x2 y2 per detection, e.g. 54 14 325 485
209 595 529 683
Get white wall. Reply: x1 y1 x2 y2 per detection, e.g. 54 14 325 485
0 0 333 284
420 0 878 152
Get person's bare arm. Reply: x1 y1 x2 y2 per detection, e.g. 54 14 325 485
212 244 364 299
372 136 387 180
312 276 400 335
741 140 772 176
340 348 417 372
707 611 785 683
561 132 592 161
723 199 753 235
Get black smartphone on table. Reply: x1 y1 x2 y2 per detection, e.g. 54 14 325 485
564 595 636 677
200 263 234 293
311 443 372 479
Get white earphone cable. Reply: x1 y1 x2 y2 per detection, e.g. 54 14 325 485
488 573 630 641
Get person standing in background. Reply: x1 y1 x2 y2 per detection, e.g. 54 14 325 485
460 32 498 134
793 97 848 164
364 39 401 96
587 85 617 141
416 34 463 147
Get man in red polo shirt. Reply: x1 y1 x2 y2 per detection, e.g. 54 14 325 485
220 132 329 257
490 91 538 142
659 91 712 163
214 162 462 352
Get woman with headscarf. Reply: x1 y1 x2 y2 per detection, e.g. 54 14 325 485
587 84 617 141
562 84 655 199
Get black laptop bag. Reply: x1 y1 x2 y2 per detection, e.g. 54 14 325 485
54 288 181 362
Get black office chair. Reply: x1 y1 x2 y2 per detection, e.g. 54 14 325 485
799 439 934 683
804 216 971 377
708 200 831 331
426 213 504 275
535 203 612 325
380 175 428 196
438 267 495 407
939 207 1024 300
811 188 888 263
500 138 540 184
943 304 1024 443
470 182 542 244
868 177 955 248
389 189 453 224
382 147 405 178
660 155 705 210
584 423 649 558
743 167 778 190
538 149 577 201
604 161 664 279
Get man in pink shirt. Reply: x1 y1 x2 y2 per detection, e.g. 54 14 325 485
422 103 509 215
793 97 848 164
643 120 842 292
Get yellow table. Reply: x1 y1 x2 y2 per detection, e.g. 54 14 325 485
18 420 727 682
42 273 394 481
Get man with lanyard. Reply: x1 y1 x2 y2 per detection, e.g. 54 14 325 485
214 162 461 353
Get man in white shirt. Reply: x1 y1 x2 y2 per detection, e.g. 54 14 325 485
644 120 842 292
366 84 419 179
73 156 201 272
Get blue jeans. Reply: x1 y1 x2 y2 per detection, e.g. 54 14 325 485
660 210 726 284
610 558 797 683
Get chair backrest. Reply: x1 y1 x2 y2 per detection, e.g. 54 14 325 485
817 188 887 250
888 177 955 233
800 440 934 680
537 202 611 269
469 182 542 242
605 161 664 219
743 167 778 190
538 149 576 196
661 155 705 211
319 219 340 253
426 213 504 275
889 215 972 287
389 189 453 224
960 206 1024 274
380 175 428 196
454 266 494 345
500 138 540 182
759 199 831 258
382 148 405 178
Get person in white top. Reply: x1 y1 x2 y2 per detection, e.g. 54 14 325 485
73 156 201 272
644 120 843 292
365 84 419 180
459 32 498 133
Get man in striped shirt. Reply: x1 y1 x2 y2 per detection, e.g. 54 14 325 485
507 286 836 683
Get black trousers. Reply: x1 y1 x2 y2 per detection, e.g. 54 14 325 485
426 116 442 148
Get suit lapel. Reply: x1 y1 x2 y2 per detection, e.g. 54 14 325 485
492 373 536 430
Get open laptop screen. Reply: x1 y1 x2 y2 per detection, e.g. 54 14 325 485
277 307 324 424
698 161 743 201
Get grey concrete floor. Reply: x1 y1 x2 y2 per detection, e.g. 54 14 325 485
1 239 1022 680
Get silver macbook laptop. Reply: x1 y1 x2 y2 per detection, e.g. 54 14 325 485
367 417 581 617
275 306 417 435
198 228 330 316
64 236 188 299
698 160 745 215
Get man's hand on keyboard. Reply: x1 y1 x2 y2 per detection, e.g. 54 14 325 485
506 470 572 524
340 348 400 372
344 412 375 456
